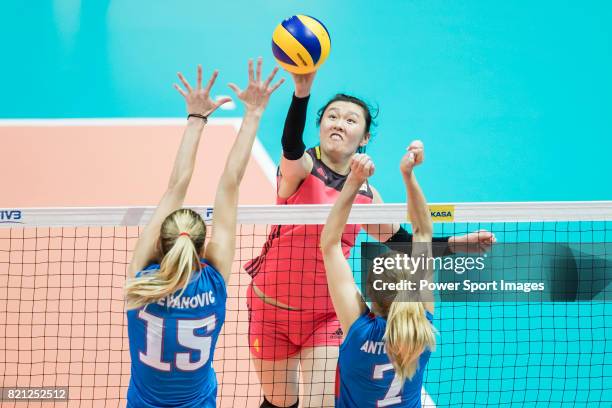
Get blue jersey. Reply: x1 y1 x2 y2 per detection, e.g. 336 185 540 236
336 309 433 408
126 260 227 407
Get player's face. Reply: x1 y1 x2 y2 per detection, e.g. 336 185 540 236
319 101 370 160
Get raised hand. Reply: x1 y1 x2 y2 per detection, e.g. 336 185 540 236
174 65 231 117
291 71 316 98
228 58 285 113
400 140 425 176
347 153 375 185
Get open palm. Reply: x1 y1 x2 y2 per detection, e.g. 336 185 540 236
174 65 231 117
228 58 284 112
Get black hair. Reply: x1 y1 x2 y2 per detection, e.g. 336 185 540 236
316 94 378 153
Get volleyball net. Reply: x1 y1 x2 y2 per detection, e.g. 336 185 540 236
0 202 611 407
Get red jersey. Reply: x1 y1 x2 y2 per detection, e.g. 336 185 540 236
245 146 374 312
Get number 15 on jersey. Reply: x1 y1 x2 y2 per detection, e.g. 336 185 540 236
138 309 216 372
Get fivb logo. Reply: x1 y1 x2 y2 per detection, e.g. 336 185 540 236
0 209 23 224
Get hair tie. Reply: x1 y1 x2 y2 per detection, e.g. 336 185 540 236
178 232 191 238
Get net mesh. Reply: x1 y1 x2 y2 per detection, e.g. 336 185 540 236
0 204 611 407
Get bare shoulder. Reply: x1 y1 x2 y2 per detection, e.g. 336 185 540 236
278 152 314 199
370 184 383 203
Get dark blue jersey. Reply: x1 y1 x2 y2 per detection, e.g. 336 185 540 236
126 260 227 407
336 309 433 408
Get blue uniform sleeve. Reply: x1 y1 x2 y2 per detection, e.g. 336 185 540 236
340 308 373 352
135 264 160 278
200 259 227 300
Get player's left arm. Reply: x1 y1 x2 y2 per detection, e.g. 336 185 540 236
364 181 497 254
321 154 374 334
128 66 230 279
363 186 449 251
400 141 435 312
205 59 284 282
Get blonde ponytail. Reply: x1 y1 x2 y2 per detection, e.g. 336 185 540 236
125 209 206 310
367 251 436 381
385 301 436 381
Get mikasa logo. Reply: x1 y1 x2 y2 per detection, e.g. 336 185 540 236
428 205 455 222
408 204 455 222
431 211 452 218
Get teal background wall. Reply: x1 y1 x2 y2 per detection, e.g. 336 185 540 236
2 1 611 202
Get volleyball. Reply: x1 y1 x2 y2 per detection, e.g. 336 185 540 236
271 15 331 74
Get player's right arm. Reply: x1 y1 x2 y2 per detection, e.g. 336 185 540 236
277 72 316 198
321 154 374 334
205 59 284 282
400 141 434 312
128 66 230 279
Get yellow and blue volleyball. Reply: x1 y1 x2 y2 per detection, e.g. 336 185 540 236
272 15 331 74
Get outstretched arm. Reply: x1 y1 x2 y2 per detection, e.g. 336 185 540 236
205 59 284 282
277 72 316 198
400 141 434 312
321 154 374 334
364 186 451 254
400 141 433 243
128 66 230 278
365 148 496 255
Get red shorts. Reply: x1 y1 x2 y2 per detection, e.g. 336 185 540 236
247 285 343 360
